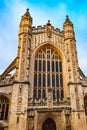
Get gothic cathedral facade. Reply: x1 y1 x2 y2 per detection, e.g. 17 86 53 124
0 9 87 130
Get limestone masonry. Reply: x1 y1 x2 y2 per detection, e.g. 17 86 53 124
0 9 87 130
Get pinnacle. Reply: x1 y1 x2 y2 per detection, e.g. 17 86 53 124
48 20 50 23
64 15 73 26
22 8 31 18
47 20 51 26
66 15 68 18
27 8 29 12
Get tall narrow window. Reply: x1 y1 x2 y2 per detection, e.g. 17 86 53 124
84 96 87 115
38 74 41 87
56 61 58 72
60 74 63 87
38 89 41 98
52 61 54 72
47 61 50 72
47 74 50 87
59 61 62 72
43 74 46 87
52 74 55 87
56 74 59 87
35 60 37 71
34 74 37 87
34 90 37 98
33 46 63 102
0 96 9 120
53 90 55 101
43 61 46 71
39 60 41 71
43 90 46 98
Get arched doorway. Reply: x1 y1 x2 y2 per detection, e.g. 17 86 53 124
42 118 56 130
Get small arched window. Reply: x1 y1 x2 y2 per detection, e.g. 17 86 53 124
33 46 64 102
84 96 87 116
0 95 9 120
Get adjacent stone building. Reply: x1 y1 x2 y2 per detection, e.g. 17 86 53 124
0 9 87 130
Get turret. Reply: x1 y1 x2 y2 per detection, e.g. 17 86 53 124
63 15 79 83
15 9 32 81
63 15 75 40
63 16 83 112
19 8 32 35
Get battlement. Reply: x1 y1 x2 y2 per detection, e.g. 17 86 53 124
32 25 64 36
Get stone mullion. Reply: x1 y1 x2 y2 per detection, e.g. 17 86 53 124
41 72 43 99
54 58 56 101
37 56 39 99
59 74 61 99
58 59 60 92
4 103 7 120
55 60 58 101
37 73 38 99
46 48 48 99
50 49 52 89
41 58 43 99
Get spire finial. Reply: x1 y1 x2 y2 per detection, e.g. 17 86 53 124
27 8 29 12
66 15 69 18
48 20 50 23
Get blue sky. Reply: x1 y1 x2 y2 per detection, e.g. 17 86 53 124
0 0 87 76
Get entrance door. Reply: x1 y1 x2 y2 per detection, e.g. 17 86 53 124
42 118 56 130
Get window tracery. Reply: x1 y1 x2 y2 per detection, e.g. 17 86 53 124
84 96 87 115
0 96 9 120
33 46 64 102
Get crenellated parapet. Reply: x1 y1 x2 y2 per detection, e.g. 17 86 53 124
32 25 64 36
31 23 64 51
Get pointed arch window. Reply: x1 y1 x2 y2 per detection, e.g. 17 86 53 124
0 95 9 120
33 46 64 101
84 96 87 115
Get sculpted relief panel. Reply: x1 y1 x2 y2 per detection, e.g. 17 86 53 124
31 31 64 52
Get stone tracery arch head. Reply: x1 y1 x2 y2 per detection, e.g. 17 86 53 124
33 43 65 62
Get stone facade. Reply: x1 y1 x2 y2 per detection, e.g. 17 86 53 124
0 9 87 130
